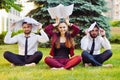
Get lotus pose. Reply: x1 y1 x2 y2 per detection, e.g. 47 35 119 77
81 22 112 67
44 17 82 70
3 17 49 66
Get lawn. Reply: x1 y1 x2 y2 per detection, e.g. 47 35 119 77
0 44 120 80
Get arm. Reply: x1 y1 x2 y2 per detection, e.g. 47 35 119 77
37 24 49 43
4 23 18 44
65 17 80 37
100 28 111 49
80 35 89 50
44 24 54 37
37 29 49 43
101 37 111 50
70 24 80 37
45 17 60 37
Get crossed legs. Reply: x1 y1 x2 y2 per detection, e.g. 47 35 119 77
3 51 43 66
44 55 82 70
81 50 112 67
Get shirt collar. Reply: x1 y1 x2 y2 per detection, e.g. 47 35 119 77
23 33 33 38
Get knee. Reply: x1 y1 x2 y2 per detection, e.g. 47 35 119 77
3 51 11 58
44 56 52 63
81 50 89 57
74 55 82 62
105 50 113 57
35 51 43 57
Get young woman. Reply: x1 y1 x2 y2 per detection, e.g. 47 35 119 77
44 17 82 70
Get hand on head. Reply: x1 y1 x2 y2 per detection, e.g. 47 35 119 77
84 29 89 34
10 22 16 31
53 16 60 27
53 16 71 27
100 28 106 37
38 23 43 30
65 16 70 26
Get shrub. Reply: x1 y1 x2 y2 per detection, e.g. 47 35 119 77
109 34 120 44
0 32 7 45
110 27 120 44
110 20 120 27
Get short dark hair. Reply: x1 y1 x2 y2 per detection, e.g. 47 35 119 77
22 22 27 26
22 22 32 26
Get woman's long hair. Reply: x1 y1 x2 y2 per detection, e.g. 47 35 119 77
55 30 75 49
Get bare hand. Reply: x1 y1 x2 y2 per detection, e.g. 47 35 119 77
10 23 16 31
53 16 60 27
38 23 42 29
65 16 70 26
85 29 89 35
100 28 106 36
84 29 89 35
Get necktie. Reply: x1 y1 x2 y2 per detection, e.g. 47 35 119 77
25 37 29 61
90 38 95 55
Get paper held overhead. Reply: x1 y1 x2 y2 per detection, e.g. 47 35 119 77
12 17 42 32
48 4 74 19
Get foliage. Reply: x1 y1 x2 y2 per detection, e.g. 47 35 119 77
110 34 120 44
0 44 120 80
110 35 120 44
110 20 120 27
0 0 22 12
0 32 6 45
27 0 111 38
109 27 120 44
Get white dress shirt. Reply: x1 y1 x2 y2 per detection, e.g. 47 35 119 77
4 29 49 55
81 34 111 55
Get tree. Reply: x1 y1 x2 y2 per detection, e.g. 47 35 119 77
0 0 22 12
28 0 110 35
27 0 111 48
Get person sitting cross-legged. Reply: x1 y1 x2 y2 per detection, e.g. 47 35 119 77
3 17 49 66
44 17 82 70
81 22 113 67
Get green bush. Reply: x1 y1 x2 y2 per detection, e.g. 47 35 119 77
109 34 120 44
0 32 7 45
110 20 120 27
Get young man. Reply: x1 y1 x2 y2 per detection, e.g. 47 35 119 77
81 22 112 67
3 18 49 66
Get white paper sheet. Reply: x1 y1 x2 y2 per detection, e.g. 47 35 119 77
48 4 74 19
13 17 41 32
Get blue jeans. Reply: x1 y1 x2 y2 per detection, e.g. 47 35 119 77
81 50 112 66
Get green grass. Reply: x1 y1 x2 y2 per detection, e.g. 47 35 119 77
0 44 120 80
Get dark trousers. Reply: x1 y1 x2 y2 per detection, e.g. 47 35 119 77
44 55 82 69
3 51 43 66
81 50 112 66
